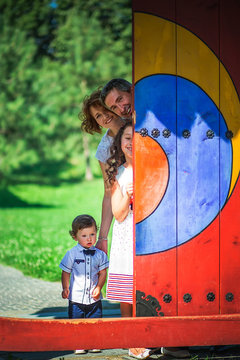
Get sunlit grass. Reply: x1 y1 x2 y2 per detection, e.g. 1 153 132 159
0 180 112 287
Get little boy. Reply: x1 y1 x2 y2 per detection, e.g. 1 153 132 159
59 214 109 354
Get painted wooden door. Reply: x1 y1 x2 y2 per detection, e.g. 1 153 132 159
134 0 240 317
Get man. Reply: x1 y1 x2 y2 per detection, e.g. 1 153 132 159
100 78 132 119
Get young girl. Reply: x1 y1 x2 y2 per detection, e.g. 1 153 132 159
106 122 151 359
80 90 125 254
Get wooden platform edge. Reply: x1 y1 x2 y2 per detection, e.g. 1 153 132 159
1 314 240 351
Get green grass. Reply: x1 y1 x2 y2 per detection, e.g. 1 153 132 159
0 180 112 289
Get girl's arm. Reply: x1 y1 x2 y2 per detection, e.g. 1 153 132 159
111 180 133 223
92 268 107 300
61 271 70 299
95 161 113 254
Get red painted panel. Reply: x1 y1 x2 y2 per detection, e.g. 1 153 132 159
177 219 220 315
220 176 240 313
134 250 177 316
1 315 240 351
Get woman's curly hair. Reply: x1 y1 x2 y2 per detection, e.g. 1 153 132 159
106 121 132 184
79 89 103 134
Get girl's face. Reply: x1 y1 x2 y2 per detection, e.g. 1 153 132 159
73 225 97 249
121 126 132 159
90 104 119 129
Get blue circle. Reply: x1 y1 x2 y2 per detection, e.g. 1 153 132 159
135 75 232 255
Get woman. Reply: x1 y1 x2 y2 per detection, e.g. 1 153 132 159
80 89 125 254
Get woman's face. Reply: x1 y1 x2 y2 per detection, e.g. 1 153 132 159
90 104 119 129
121 126 132 159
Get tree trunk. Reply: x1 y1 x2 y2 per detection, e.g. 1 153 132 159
83 133 93 181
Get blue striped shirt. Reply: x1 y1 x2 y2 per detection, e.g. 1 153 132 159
59 243 109 305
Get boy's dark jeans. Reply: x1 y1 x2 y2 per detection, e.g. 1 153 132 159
68 300 102 319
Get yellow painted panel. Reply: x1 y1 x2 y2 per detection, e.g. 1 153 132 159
134 13 176 83
177 26 219 107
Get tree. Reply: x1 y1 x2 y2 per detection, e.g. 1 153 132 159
0 0 132 186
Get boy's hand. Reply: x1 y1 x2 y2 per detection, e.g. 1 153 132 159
92 286 101 300
62 288 69 299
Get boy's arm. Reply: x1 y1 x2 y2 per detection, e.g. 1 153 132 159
61 270 70 299
92 268 107 300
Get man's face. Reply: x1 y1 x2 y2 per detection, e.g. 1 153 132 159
105 88 132 118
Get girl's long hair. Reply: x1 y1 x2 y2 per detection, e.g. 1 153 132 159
105 121 132 184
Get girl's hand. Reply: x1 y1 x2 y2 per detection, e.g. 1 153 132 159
92 286 101 300
62 288 69 299
126 182 133 197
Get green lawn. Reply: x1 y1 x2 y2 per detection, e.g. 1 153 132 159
0 180 112 288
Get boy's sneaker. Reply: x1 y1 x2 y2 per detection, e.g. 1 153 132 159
74 349 87 354
89 349 101 353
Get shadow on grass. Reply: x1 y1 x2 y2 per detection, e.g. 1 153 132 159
9 160 85 186
0 188 54 208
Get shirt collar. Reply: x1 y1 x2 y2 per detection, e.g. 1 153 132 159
77 243 96 252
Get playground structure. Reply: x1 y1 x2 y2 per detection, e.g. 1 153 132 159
1 0 240 352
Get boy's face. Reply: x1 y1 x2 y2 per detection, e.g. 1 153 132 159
73 225 97 249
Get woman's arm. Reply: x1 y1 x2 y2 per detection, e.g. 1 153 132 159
95 161 113 254
111 180 133 223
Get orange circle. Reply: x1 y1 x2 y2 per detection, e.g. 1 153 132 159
135 133 169 223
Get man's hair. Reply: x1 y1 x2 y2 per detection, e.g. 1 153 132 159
101 78 132 103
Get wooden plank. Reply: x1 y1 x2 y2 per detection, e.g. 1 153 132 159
219 0 240 315
134 2 178 317
176 0 220 316
1 315 240 352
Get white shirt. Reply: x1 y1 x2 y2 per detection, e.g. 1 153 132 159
95 130 114 164
59 244 109 305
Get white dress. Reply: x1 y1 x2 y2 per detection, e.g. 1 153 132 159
106 165 133 304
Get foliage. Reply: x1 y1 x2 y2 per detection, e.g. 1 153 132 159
0 0 132 186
